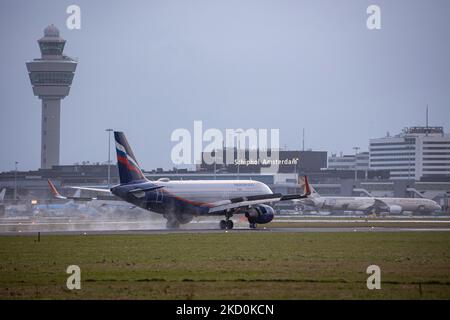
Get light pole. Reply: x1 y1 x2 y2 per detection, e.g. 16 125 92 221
214 148 217 180
353 147 360 181
106 129 113 188
14 161 18 201
236 130 243 180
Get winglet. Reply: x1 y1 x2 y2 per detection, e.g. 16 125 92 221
47 179 67 199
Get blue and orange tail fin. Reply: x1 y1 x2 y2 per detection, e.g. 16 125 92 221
114 131 147 184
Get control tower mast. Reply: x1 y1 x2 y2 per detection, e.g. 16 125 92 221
26 25 77 169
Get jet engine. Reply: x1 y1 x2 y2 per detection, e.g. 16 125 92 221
245 204 275 224
387 205 402 214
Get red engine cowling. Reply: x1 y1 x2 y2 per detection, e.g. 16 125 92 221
245 204 275 224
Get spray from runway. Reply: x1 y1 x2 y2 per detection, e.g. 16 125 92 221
0 206 233 233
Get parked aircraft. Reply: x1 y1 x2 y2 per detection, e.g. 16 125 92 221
299 183 441 215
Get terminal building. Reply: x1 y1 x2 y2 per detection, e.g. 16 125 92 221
328 152 369 171
369 126 450 181
199 149 328 174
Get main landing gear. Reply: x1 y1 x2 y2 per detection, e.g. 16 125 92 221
219 212 234 230
219 219 234 230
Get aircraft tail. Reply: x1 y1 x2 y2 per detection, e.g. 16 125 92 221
114 131 147 184
47 179 67 199
298 176 319 198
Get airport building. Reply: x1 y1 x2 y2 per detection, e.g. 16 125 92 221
26 25 77 169
328 152 369 171
328 153 355 170
369 126 450 181
356 152 370 171
199 149 328 174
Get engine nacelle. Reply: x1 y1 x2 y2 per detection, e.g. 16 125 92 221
387 205 402 214
245 204 275 224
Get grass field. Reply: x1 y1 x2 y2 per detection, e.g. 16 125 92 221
265 221 450 228
0 232 449 299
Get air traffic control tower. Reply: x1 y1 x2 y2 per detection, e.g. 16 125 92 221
26 25 77 169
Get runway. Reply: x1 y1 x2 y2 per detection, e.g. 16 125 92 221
1 224 450 236
1 215 450 236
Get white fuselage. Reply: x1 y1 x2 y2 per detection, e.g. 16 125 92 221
309 195 441 213
152 179 273 204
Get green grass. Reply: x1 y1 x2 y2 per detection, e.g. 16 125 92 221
265 221 450 228
0 232 450 299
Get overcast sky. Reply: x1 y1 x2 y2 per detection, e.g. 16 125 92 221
1 0 449 172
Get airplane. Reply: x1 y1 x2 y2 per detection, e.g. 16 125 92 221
32 186 100 215
48 179 145 216
32 201 82 216
65 131 311 229
299 183 442 215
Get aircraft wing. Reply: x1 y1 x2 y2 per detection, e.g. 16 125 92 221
207 176 311 214
373 198 390 210
54 181 162 198
48 179 101 200
128 185 164 194
359 198 389 214
68 186 111 194
208 193 284 213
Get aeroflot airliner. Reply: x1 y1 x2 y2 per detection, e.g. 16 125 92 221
63 131 311 229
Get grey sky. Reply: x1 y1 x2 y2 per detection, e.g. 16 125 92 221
1 0 449 172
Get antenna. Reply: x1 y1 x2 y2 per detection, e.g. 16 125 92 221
302 128 305 151
426 105 429 128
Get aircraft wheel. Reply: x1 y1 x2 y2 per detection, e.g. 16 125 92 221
219 220 227 230
226 220 234 230
249 223 257 229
